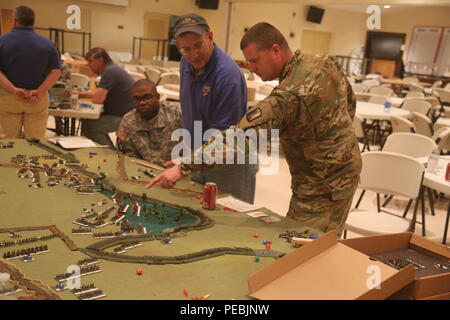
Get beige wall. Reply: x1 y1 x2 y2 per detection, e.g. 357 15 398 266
228 3 367 60
0 0 229 57
2 0 449 62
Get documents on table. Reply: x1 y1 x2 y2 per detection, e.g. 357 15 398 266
48 137 104 149
217 196 262 212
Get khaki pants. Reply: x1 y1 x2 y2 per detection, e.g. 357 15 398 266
0 88 49 139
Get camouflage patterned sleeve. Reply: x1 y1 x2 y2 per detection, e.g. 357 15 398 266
329 55 356 120
346 80 357 120
180 88 293 173
117 113 140 159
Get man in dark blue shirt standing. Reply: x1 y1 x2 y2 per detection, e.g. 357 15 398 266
67 47 134 147
173 14 258 204
0 5 61 139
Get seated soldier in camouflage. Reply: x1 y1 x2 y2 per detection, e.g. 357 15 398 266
117 79 182 167
146 23 362 237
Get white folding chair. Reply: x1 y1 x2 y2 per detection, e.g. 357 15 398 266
69 73 90 89
435 127 450 153
431 80 442 90
381 132 436 221
411 112 433 138
406 91 425 99
401 100 431 116
144 68 161 84
367 95 387 105
123 64 140 73
157 72 180 86
433 88 450 106
345 152 425 237
353 115 372 152
408 83 424 93
127 71 146 82
369 86 393 96
362 79 380 88
382 132 437 159
390 116 415 133
351 83 369 93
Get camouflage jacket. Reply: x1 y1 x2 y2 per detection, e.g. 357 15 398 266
117 101 183 166
183 50 362 199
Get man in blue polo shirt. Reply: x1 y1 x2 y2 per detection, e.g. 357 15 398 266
172 13 258 204
0 5 61 139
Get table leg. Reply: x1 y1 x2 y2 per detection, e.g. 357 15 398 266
420 185 426 236
70 118 76 136
410 195 420 233
63 117 69 136
55 117 64 136
443 201 450 245
426 187 435 216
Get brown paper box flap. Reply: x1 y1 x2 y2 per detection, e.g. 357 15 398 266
248 231 414 300
248 231 337 295
410 234 450 259
340 233 413 255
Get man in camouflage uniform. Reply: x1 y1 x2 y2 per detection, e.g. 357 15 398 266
146 23 362 236
117 79 182 167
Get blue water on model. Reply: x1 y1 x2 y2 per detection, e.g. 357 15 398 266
99 189 198 233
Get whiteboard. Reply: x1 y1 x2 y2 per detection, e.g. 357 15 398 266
406 26 442 74
435 28 450 76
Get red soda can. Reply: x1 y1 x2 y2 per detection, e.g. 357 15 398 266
203 182 217 210
446 163 450 181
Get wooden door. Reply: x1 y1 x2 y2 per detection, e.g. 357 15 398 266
370 59 396 78
1 9 14 34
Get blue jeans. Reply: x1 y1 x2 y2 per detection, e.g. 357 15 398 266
191 163 258 204
81 115 121 147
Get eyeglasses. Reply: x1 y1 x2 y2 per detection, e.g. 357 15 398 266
178 40 207 56
132 94 155 104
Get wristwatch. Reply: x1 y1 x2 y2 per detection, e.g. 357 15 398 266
180 163 193 176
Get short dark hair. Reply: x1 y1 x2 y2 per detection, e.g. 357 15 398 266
14 5 35 27
240 22 290 51
84 47 112 64
132 79 157 90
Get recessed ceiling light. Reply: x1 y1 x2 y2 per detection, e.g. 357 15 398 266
384 5 391 9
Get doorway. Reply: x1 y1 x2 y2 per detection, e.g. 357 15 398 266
301 30 331 54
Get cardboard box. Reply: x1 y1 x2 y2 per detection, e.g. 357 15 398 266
248 231 415 300
341 233 450 300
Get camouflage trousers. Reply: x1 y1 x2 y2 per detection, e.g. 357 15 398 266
286 184 358 238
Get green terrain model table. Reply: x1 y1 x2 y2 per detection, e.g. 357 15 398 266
0 139 316 300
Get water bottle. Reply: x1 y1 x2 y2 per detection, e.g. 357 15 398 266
384 99 392 113
69 86 79 110
427 148 440 174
